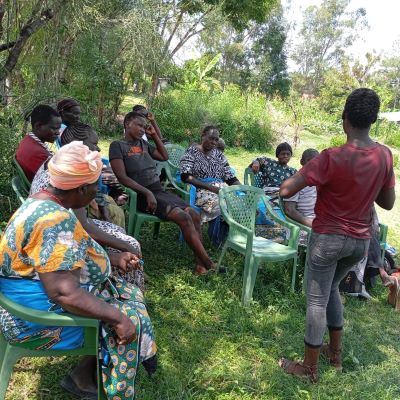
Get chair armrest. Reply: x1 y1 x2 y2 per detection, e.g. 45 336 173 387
0 292 99 328
123 186 138 214
163 162 190 201
261 196 299 248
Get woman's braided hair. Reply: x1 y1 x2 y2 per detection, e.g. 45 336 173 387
343 88 380 129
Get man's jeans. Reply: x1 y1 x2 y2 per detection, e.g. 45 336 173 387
305 232 369 347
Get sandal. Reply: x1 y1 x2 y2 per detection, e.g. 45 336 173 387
320 344 342 371
278 358 318 384
388 278 399 307
60 375 97 399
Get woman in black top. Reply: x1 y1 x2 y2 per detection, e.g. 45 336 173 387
109 112 215 275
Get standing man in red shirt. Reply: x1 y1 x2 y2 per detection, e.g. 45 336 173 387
279 88 395 383
15 105 61 181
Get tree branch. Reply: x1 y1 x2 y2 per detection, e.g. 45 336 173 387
0 41 15 52
0 8 54 82
161 8 184 58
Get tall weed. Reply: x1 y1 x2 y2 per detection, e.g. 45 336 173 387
151 86 273 150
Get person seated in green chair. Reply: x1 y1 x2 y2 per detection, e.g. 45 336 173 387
283 148 319 244
0 142 157 399
180 126 240 224
15 104 61 181
109 112 215 275
249 142 297 193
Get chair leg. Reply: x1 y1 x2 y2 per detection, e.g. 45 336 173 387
153 222 161 239
0 344 21 400
291 254 298 292
127 211 136 237
242 254 257 306
217 242 228 271
133 217 143 240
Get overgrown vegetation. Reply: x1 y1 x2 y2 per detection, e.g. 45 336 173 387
151 87 273 149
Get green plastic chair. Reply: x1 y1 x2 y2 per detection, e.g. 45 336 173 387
165 144 186 177
243 167 264 188
0 291 107 399
12 155 31 193
218 185 300 306
124 186 165 240
11 176 29 205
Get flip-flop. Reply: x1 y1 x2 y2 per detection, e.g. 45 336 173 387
60 375 97 400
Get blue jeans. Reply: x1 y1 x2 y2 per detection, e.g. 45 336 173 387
305 232 369 347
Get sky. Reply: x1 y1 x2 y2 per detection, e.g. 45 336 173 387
284 0 400 63
175 0 400 67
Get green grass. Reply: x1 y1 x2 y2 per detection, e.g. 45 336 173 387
4 132 400 400
5 223 400 399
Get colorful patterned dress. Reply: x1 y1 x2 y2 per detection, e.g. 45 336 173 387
0 198 156 399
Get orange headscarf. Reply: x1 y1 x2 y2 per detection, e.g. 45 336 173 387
48 141 102 190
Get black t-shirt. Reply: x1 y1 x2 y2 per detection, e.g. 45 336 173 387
109 139 159 187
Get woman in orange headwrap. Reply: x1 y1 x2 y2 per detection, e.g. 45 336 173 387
0 142 157 399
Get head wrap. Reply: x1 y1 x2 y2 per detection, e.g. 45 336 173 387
48 141 102 190
57 98 80 113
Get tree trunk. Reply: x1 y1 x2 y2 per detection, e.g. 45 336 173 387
148 73 159 105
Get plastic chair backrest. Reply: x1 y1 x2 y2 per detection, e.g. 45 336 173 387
219 185 264 231
165 144 186 175
243 167 264 188
12 155 31 191
11 176 29 204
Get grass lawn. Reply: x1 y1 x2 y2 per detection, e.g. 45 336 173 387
4 133 400 399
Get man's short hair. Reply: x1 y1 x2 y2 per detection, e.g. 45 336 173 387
31 105 60 127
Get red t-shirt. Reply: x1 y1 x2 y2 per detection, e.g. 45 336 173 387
299 142 395 239
15 135 51 182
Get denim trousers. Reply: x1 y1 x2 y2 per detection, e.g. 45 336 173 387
305 232 369 347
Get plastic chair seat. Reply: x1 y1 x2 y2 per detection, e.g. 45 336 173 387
229 233 298 260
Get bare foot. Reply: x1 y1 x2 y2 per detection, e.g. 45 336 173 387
194 265 208 275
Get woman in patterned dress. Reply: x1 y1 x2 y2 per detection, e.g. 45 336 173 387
180 126 240 224
250 142 297 193
0 142 156 400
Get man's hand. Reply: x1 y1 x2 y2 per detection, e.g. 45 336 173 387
147 111 155 122
251 161 260 173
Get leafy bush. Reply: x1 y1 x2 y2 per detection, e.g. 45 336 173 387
0 109 23 222
329 134 346 147
151 86 273 150
376 120 400 148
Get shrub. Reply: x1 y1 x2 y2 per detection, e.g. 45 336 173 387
151 86 273 150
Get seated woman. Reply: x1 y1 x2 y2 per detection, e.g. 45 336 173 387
0 142 156 400
180 126 240 224
30 158 144 291
250 142 297 193
57 97 81 135
109 111 215 275
61 122 125 228
15 104 61 181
